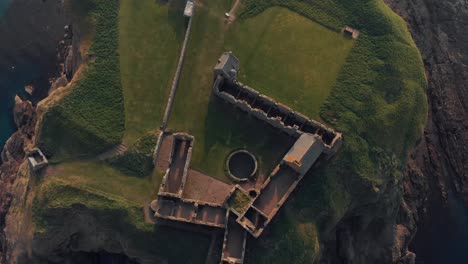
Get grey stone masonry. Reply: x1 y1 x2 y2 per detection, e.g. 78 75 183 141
212 52 343 237
27 148 48 172
212 56 343 157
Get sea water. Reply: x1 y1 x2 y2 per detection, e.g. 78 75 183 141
0 0 12 17
0 0 15 148
0 64 44 148
0 0 50 149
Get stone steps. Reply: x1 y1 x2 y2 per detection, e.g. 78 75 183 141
96 143 128 161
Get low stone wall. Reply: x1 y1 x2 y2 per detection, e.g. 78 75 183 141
221 212 247 264
152 132 229 229
236 148 325 237
161 10 195 129
152 194 227 228
212 76 343 154
152 130 165 166
174 133 194 197
158 133 194 198
225 150 258 182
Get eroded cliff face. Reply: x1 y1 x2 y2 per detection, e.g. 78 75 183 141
0 0 74 262
320 0 467 263
386 0 468 262
319 0 467 263
386 0 467 202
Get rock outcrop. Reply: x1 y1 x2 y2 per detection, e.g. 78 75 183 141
0 1 79 262
387 0 467 262
319 0 467 263
0 97 36 263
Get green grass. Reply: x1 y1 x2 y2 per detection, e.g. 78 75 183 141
225 7 354 119
228 189 252 214
46 161 155 203
224 0 426 263
246 211 321 264
37 0 124 161
108 132 158 177
119 0 185 144
33 178 211 263
170 0 295 180
170 1 347 181
37 0 186 160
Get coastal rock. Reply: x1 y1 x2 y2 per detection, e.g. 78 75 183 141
0 0 69 261
320 0 467 261
1 96 36 165
12 95 36 135
48 74 69 94
0 96 36 262
384 0 468 261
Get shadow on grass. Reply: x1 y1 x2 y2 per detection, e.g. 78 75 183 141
203 95 295 175
167 0 188 41
42 206 212 264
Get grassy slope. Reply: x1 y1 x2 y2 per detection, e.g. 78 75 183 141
33 1 206 262
108 132 158 177
33 178 211 264
225 7 354 119
119 0 184 144
37 0 124 162
46 161 154 203
241 0 426 263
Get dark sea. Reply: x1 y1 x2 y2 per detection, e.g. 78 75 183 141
0 0 51 149
0 0 14 149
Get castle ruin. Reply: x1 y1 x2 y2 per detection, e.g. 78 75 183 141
151 52 343 263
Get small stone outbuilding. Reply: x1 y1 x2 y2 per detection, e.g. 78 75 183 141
343 26 360 39
214 51 240 81
27 148 48 172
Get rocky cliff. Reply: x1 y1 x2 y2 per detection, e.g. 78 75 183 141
0 0 75 262
320 0 467 263
386 0 468 262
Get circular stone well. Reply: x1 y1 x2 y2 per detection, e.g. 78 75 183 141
226 150 258 182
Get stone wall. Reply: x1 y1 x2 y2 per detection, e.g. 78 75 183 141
158 133 193 198
212 76 343 155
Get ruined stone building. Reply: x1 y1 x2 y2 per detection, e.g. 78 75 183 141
151 52 342 264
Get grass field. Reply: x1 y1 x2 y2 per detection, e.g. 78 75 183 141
168 2 350 181
119 0 185 144
45 161 155 203
225 7 354 119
